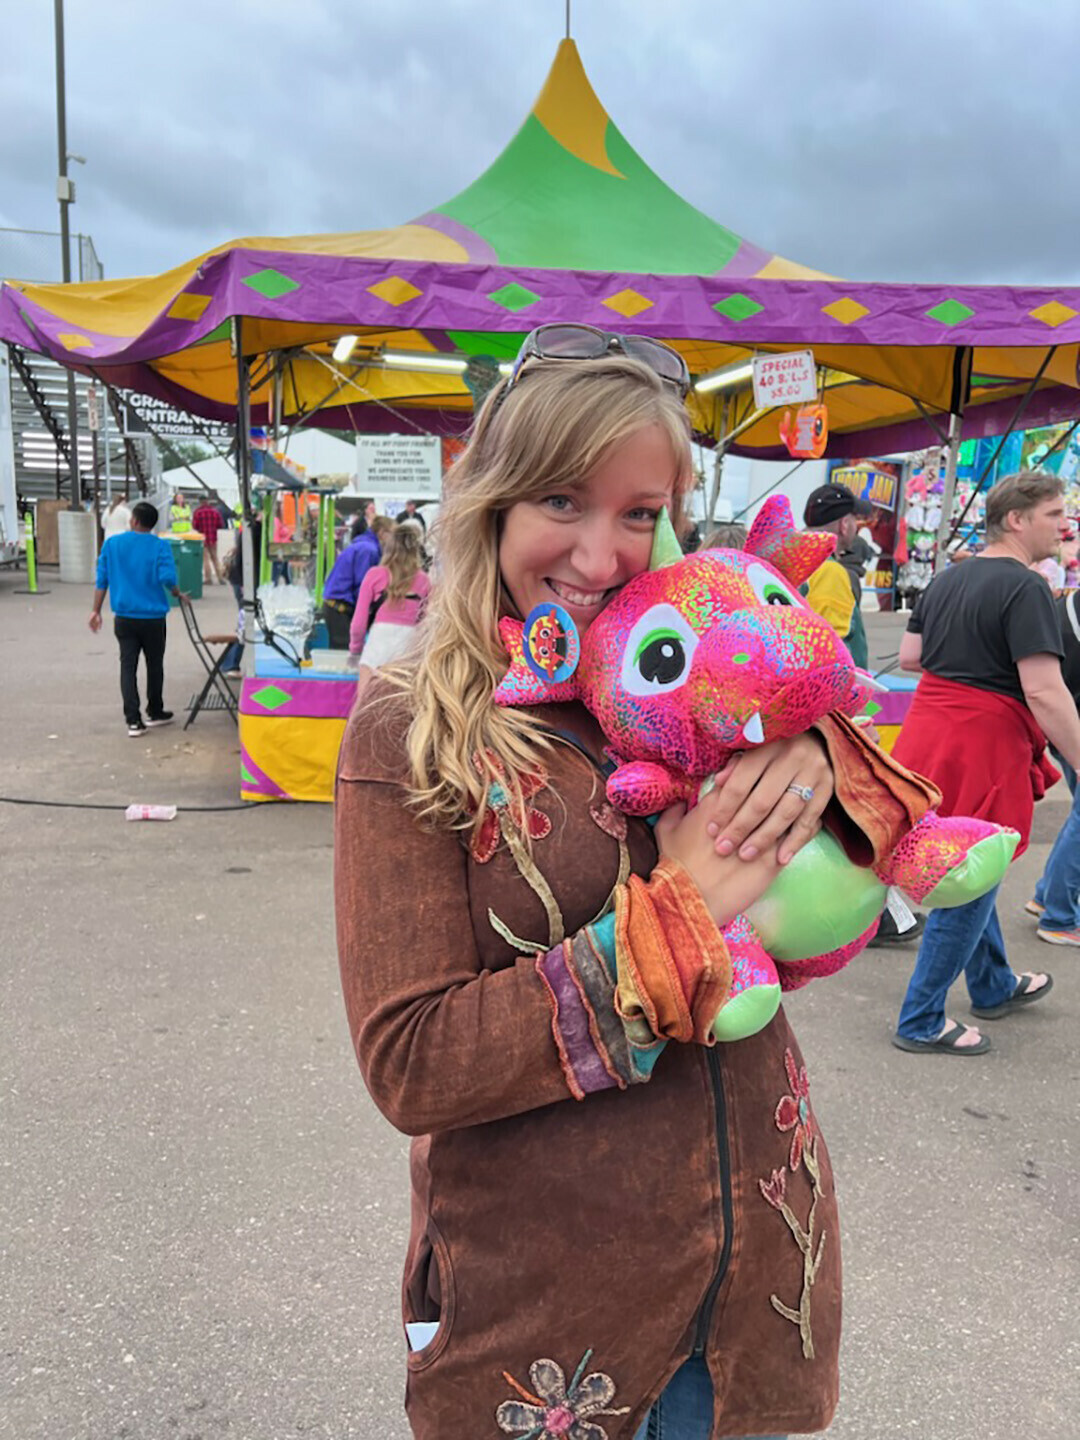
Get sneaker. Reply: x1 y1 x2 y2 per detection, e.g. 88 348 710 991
1024 899 1046 918
1036 926 1080 946
145 711 174 728
127 721 147 737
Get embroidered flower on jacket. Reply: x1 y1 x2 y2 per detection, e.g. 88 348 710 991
774 1047 815 1172
589 801 628 842
758 1167 787 1211
496 1352 630 1440
470 752 551 864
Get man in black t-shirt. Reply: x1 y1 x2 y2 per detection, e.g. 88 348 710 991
890 472 1080 1056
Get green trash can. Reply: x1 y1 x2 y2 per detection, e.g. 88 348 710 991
166 535 204 605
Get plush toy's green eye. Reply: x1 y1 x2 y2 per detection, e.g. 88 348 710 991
746 562 801 610
634 628 686 685
762 581 793 606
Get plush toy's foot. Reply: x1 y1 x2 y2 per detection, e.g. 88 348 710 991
712 983 782 1042
711 914 782 1043
874 813 1020 906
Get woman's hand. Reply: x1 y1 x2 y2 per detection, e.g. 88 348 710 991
655 797 789 929
703 734 834 866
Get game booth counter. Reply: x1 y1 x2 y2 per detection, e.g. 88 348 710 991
8 37 1080 800
239 645 357 803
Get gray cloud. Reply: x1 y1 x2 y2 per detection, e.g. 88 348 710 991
2 0 1078 285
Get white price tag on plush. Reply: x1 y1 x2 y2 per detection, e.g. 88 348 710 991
885 887 917 933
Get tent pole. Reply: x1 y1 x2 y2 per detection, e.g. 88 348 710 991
235 318 256 654
706 395 728 525
933 349 971 574
934 412 964 573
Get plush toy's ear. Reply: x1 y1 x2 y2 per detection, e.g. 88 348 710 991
493 617 583 707
746 494 836 586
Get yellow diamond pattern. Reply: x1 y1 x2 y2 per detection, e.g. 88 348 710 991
57 332 93 350
602 288 654 319
1029 300 1077 329
822 297 870 326
367 277 422 306
167 293 212 322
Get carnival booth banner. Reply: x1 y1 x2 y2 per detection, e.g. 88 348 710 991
828 461 899 511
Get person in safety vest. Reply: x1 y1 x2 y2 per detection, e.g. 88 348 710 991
170 491 193 533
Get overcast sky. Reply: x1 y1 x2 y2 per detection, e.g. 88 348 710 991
2 0 1077 287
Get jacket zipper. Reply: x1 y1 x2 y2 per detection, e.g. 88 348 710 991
692 1046 735 1355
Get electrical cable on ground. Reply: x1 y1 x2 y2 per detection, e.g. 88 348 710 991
0 795 265 812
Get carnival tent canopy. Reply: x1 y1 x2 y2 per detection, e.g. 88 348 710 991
3 39 1080 457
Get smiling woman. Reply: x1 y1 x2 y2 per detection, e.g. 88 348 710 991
334 340 841 1440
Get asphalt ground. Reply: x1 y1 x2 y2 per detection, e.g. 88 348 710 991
1 573 1077 1440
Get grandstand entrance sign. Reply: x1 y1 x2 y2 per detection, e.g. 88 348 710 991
122 394 233 443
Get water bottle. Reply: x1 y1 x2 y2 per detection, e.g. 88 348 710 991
125 804 178 822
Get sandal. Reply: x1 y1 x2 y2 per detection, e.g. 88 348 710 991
892 1021 991 1055
970 972 1054 1020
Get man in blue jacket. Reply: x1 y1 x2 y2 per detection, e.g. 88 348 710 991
89 501 182 736
321 516 382 649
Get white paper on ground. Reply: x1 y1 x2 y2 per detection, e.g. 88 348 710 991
885 886 918 933
406 1321 440 1352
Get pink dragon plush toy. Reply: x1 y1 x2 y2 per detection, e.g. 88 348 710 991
494 496 1018 1042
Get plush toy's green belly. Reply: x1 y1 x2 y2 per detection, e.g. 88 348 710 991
746 830 885 961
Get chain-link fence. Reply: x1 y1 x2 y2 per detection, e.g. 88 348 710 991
0 227 104 283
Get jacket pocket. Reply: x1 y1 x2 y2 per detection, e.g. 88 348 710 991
403 1218 455 1371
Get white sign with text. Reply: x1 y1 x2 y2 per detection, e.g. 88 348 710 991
355 434 442 499
752 350 818 410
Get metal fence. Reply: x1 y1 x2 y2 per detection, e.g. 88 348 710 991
0 227 104 284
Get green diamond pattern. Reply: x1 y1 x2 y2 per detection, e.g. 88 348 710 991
713 293 764 322
249 683 291 711
863 700 883 718
241 267 300 300
241 764 257 784
487 282 541 313
196 319 232 346
925 298 974 326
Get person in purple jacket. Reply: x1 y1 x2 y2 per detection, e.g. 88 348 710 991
322 514 388 649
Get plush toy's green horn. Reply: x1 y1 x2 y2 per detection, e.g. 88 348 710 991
649 506 683 570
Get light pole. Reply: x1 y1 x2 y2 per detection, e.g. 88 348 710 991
54 0 82 509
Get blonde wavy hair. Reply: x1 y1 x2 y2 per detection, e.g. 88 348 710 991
382 520 426 600
379 354 694 841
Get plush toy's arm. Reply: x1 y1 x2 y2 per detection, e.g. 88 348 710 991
606 761 696 815
492 617 582 706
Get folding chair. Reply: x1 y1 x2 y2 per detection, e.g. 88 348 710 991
178 595 240 729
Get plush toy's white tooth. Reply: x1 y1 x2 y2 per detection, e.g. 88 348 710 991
857 672 889 693
742 711 765 744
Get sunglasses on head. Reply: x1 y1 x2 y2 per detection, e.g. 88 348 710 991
505 323 691 399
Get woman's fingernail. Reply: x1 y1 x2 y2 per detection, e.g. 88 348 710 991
778 850 792 866
716 838 734 856
706 821 719 838
739 844 759 861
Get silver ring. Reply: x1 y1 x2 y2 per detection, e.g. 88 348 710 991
786 783 814 803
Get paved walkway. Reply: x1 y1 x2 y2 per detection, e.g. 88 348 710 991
1 572 1076 1438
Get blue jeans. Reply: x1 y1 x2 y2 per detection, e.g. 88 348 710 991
632 1354 785 1440
896 884 1018 1040
1034 755 1080 931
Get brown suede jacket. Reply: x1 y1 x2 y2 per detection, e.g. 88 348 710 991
335 685 936 1439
